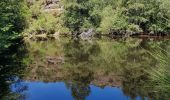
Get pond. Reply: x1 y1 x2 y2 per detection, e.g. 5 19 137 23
0 37 170 100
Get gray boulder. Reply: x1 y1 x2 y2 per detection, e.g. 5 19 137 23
26 0 35 6
79 29 95 40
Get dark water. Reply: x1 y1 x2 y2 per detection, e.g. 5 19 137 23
0 38 170 100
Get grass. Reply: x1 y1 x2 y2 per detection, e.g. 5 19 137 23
149 45 170 88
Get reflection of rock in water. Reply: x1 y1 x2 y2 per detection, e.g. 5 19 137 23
46 56 64 65
24 39 124 87
24 58 65 82
20 39 170 100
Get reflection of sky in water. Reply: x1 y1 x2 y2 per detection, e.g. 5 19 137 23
11 82 147 100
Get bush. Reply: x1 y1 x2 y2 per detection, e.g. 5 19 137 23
0 0 27 51
25 0 69 35
62 0 170 35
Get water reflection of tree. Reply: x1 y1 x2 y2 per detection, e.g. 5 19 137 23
63 39 99 100
67 82 91 100
64 39 101 64
121 39 170 100
0 43 27 100
62 39 170 100
65 67 94 100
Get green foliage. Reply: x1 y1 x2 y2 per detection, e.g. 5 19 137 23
149 44 170 87
25 0 54 34
0 0 27 51
25 0 69 35
61 0 91 33
99 6 128 34
62 0 170 35
26 13 57 34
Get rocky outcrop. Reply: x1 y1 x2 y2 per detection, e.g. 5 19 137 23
27 0 63 14
42 0 63 15
79 29 95 40
26 0 36 6
43 0 60 8
46 56 64 65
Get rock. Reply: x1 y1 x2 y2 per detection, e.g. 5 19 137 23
43 0 60 8
44 3 59 9
42 0 62 14
79 28 95 40
53 32 60 40
29 34 48 41
26 0 36 6
45 0 59 5
45 0 53 5
46 56 64 65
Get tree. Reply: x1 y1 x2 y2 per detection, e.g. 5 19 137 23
62 0 170 35
0 0 27 52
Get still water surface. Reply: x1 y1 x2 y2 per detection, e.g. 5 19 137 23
0 37 169 100
11 82 144 100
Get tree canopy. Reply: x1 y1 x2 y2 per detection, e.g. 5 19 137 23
62 0 170 35
0 0 27 52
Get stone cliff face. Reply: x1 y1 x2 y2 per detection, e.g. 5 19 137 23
42 0 63 14
26 0 35 6
27 0 63 14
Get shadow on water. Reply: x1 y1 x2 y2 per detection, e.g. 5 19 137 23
0 41 28 99
1 38 170 100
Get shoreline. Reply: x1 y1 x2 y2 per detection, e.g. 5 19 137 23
23 33 170 41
